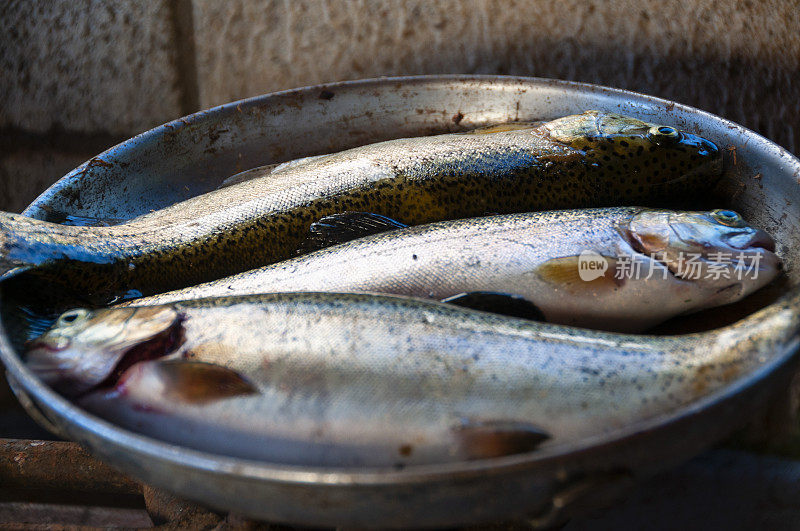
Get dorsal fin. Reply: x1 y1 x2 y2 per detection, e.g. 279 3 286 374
467 122 542 134
441 292 546 321
217 164 282 189
298 212 408 253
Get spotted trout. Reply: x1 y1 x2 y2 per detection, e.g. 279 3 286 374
0 111 721 303
26 292 799 467
128 208 779 332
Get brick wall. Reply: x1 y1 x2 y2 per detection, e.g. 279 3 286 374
2 0 798 212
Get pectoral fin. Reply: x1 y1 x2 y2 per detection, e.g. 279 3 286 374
299 212 408 253
454 419 550 459
151 360 258 404
441 292 545 321
536 255 623 294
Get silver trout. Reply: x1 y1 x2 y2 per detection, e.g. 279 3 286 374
0 111 721 303
26 292 799 467
128 208 780 333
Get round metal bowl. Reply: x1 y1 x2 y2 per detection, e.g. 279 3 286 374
2 76 800 528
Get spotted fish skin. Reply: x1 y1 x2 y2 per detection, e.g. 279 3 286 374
27 292 800 467
0 111 721 302
127 207 780 333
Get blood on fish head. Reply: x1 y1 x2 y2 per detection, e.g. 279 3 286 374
25 306 182 397
626 208 781 308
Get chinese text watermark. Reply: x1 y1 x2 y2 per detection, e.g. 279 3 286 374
577 251 762 281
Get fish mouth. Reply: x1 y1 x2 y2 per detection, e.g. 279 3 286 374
26 337 64 355
26 314 185 398
692 134 721 160
24 356 72 389
91 318 185 395
25 338 74 388
732 229 776 253
672 132 720 161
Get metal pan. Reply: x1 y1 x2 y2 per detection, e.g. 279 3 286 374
2 76 799 528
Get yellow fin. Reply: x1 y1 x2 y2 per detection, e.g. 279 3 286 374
154 360 258 404
455 419 550 459
536 255 622 294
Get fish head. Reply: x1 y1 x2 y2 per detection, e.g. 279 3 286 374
626 208 781 307
544 111 722 200
26 306 182 397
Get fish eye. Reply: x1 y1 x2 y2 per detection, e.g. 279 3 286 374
711 209 746 227
57 308 91 327
647 125 681 145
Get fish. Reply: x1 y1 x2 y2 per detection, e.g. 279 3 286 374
25 291 800 467
126 208 780 333
0 111 721 304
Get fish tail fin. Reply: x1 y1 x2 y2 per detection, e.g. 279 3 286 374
0 211 86 281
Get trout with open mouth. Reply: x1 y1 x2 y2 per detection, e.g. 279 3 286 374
26 290 799 467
